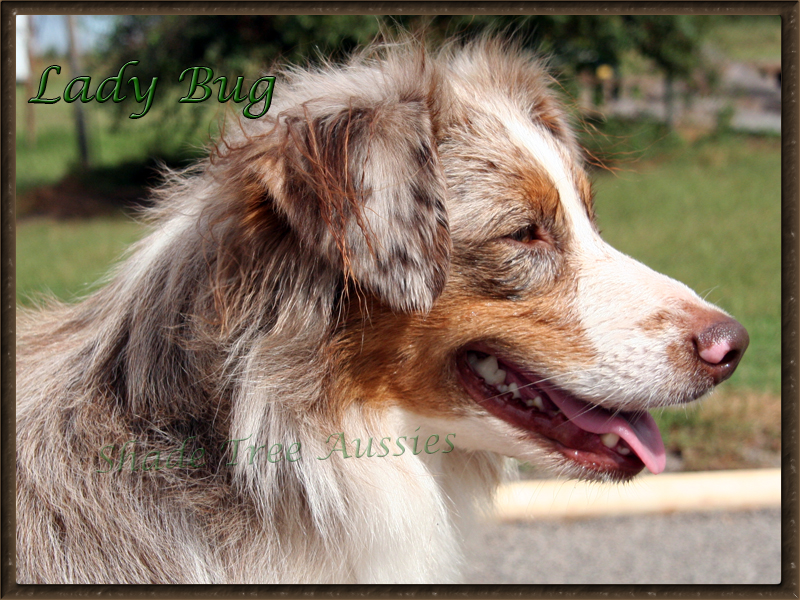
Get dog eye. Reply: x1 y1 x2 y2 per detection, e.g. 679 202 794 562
507 224 548 246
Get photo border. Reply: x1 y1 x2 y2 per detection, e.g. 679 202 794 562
2 2 796 597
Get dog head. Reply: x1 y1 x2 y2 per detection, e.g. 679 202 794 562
227 39 748 481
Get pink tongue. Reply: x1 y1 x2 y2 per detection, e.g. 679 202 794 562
551 394 666 474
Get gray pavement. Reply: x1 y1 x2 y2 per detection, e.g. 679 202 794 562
465 508 781 584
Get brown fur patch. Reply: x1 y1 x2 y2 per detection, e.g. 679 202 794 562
636 300 710 334
637 307 676 333
518 167 569 242
531 93 570 148
333 267 597 418
573 168 596 223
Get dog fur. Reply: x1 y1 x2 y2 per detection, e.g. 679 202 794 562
16 37 746 584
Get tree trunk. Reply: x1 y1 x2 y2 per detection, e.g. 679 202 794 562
66 15 89 169
24 16 36 147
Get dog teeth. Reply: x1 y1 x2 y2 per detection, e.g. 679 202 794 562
531 395 545 411
600 433 620 448
618 447 631 455
486 369 506 386
497 384 508 393
508 382 521 399
471 353 507 386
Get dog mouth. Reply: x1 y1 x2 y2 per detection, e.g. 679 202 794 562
456 347 666 477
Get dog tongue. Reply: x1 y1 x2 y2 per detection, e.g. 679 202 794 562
550 394 666 474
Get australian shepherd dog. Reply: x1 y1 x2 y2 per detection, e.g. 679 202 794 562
16 38 748 584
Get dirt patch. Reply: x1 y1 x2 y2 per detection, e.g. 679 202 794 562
16 156 195 220
660 389 781 472
18 175 148 220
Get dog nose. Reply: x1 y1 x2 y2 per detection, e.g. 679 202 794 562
693 316 749 385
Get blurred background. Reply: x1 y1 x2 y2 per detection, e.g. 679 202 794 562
15 14 782 584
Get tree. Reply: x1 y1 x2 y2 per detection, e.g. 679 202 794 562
623 16 709 127
384 15 634 77
66 15 90 168
100 15 382 90
97 15 708 130
95 15 383 139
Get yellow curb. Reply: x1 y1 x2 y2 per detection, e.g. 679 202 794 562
493 468 781 521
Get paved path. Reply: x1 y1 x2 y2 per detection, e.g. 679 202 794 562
465 508 781 584
601 60 781 134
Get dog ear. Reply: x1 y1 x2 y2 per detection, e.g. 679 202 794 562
270 97 451 313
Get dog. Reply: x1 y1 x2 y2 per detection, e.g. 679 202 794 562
16 37 749 584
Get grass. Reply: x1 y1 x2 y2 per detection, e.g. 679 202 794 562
16 215 144 306
15 81 221 198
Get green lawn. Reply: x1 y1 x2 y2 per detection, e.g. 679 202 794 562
16 215 143 306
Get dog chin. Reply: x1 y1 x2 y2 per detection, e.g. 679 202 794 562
453 345 670 479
